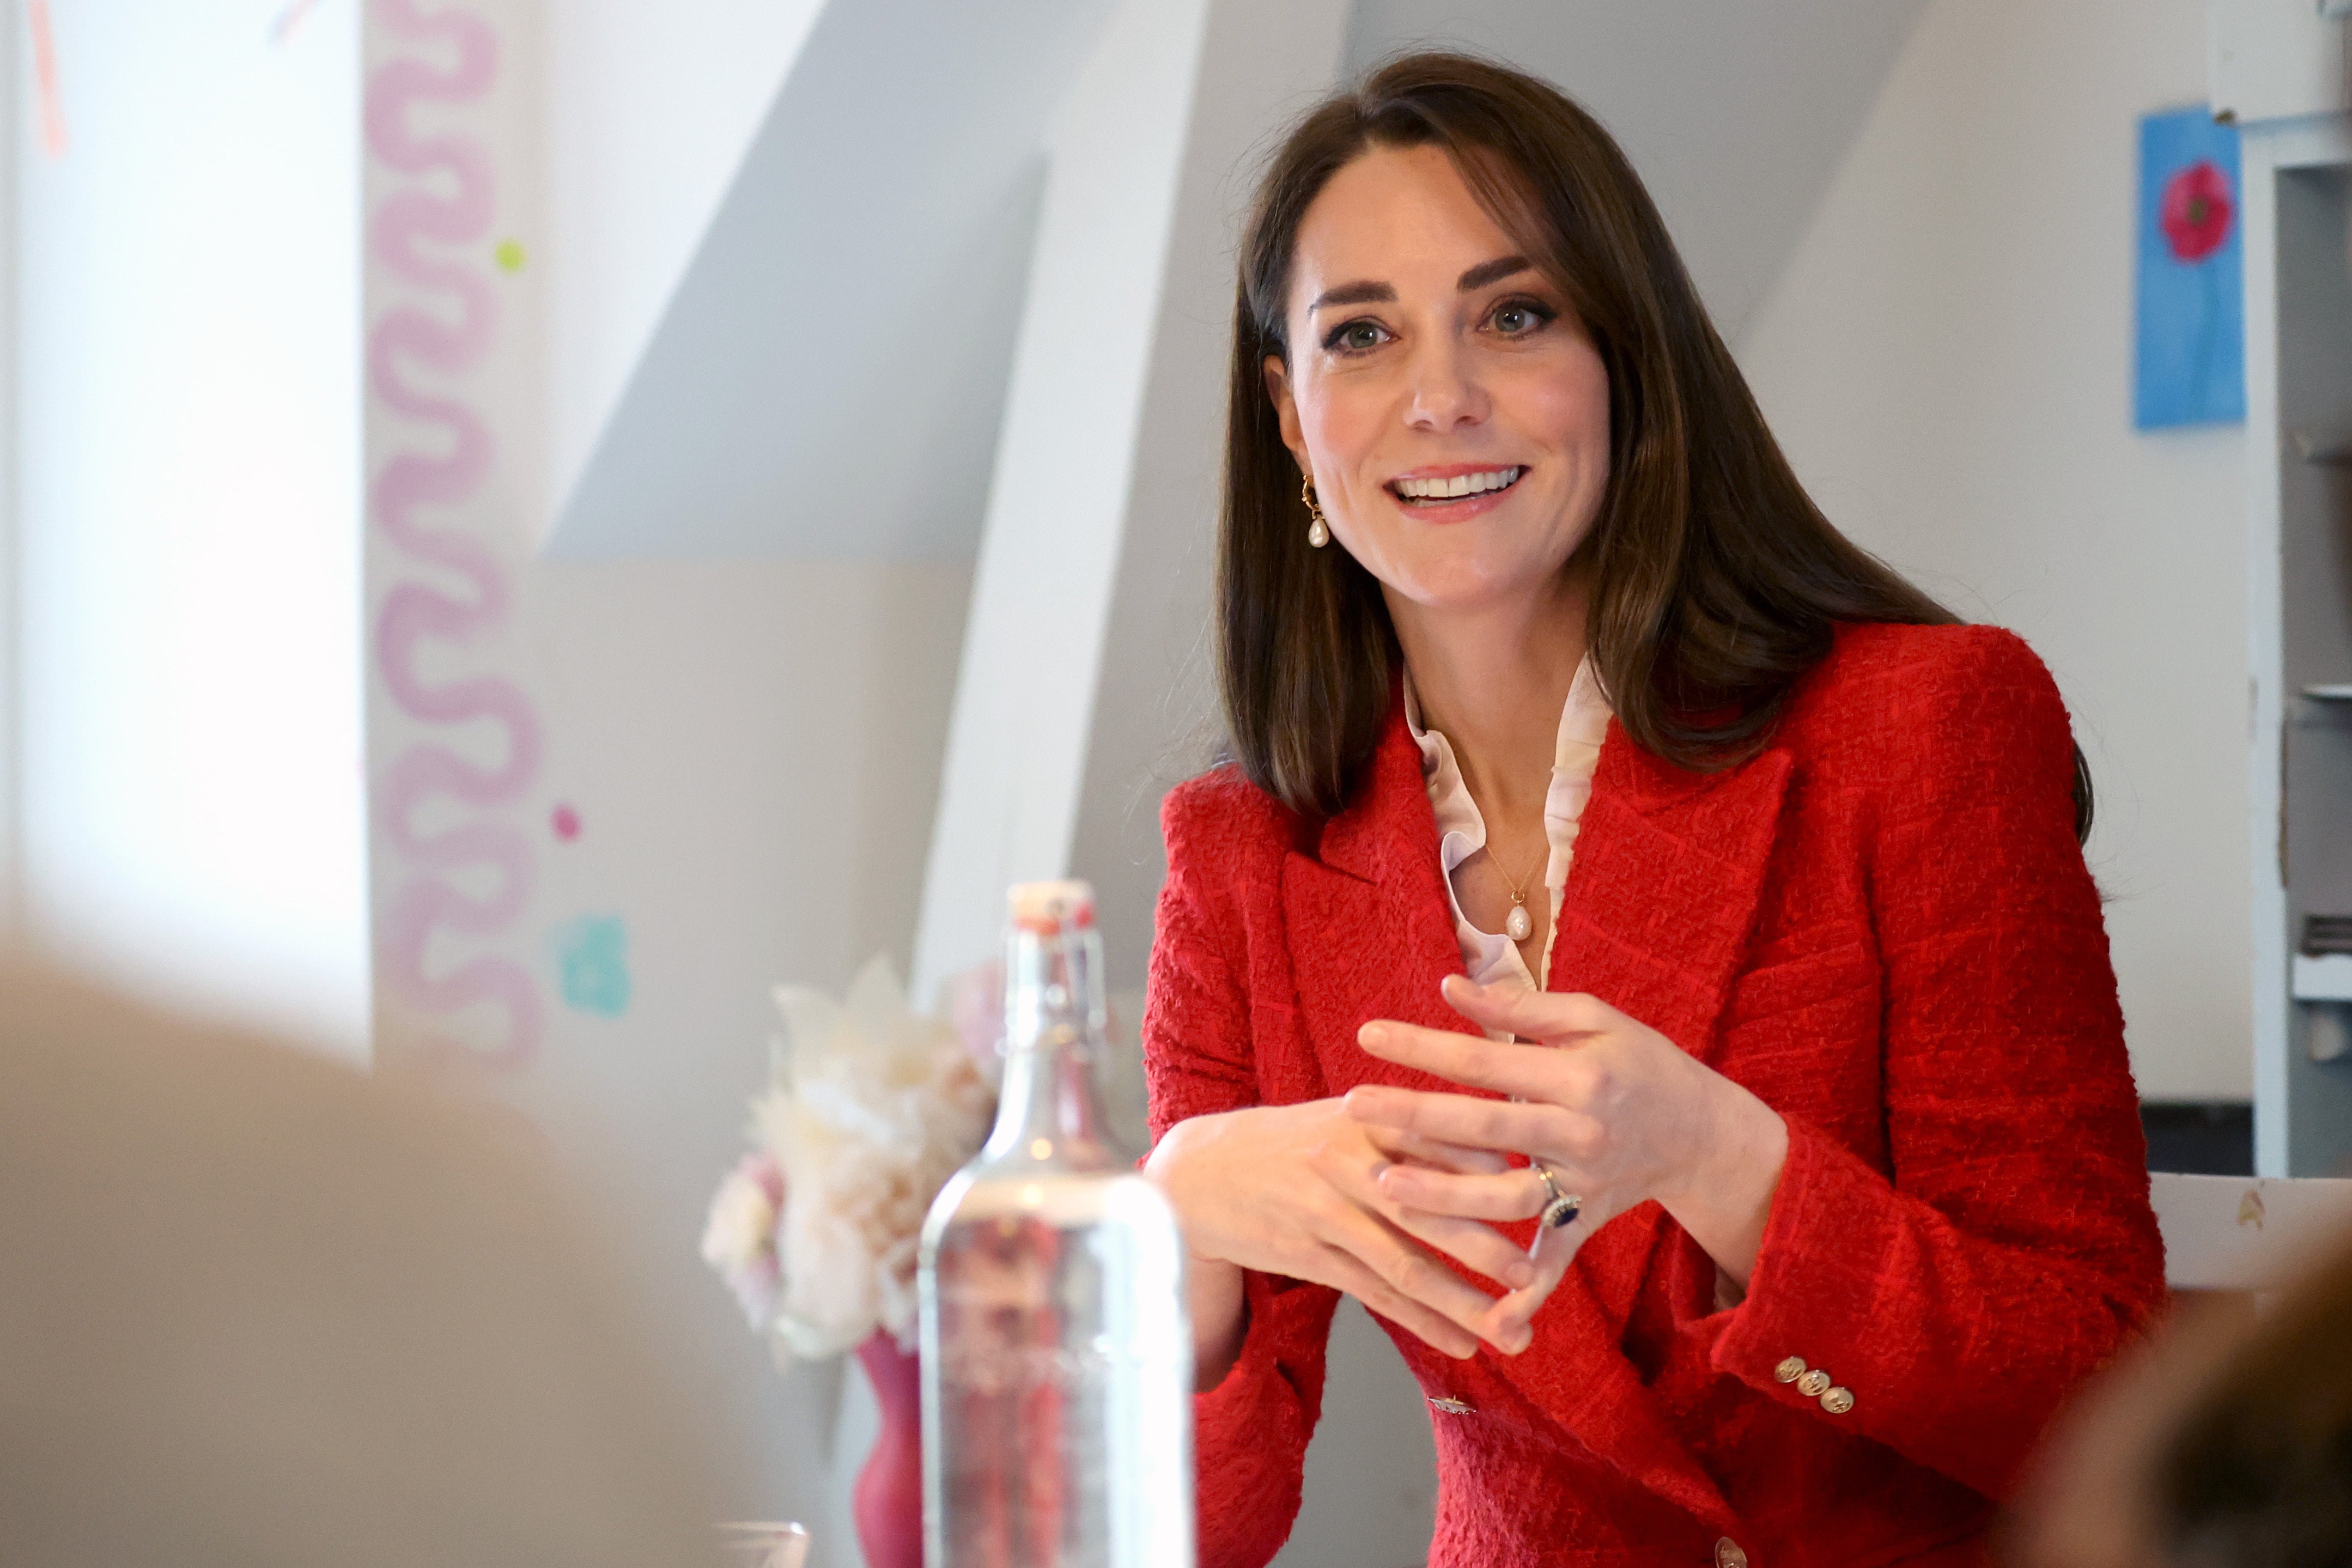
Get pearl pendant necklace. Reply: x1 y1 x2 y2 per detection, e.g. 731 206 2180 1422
1497 842 1545 944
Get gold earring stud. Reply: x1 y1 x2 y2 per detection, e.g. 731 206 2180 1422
1302 478 1330 549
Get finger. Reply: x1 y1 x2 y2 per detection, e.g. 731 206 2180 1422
1487 1209 1594 1341
1346 1083 1590 1156
1316 1199 1520 1346
1377 1162 1549 1223
1317 1246 1482 1358
1437 976 1617 1042
1317 1150 1537 1291
1382 1204 1539 1291
1357 1019 1577 1102
1362 1126 1511 1176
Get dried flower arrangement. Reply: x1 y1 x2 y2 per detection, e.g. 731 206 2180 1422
701 957 996 1360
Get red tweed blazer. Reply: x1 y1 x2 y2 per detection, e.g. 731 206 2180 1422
1141 623 2166 1568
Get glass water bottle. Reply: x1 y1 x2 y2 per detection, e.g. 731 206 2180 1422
919 880 1194 1567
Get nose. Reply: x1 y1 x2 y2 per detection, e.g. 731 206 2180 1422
1403 336 1488 431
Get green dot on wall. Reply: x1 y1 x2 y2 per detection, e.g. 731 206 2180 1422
494 239 527 274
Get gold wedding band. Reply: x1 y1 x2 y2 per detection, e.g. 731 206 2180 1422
1531 1164 1583 1230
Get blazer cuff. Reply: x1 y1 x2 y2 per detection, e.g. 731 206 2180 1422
1192 1269 1327 1560
1196 1267 1324 1462
1702 1117 1918 1418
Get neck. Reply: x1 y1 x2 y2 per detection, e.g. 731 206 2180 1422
1388 561 1591 821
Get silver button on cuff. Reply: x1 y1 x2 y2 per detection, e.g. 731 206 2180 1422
1796 1369 1832 1399
1715 1536 1751 1568
1772 1356 1805 1384
1427 1395 1473 1415
1821 1386 1854 1415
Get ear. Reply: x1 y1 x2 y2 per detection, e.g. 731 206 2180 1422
1262 355 1312 478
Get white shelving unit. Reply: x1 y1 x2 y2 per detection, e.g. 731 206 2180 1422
2292 952 2352 1003
2227 0 2352 1169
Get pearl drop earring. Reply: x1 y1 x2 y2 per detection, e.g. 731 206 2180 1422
1302 478 1330 549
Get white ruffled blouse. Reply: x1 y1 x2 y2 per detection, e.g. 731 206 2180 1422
1403 657 1613 1012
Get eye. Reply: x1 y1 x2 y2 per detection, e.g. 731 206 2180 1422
1322 318 1391 355
1488 297 1556 337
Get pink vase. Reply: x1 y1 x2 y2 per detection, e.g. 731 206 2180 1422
852 1332 925 1568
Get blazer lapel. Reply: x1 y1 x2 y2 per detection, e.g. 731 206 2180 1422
1548 724 1795 1059
1280 706 1469 1097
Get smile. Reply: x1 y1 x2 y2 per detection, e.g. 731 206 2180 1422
1388 466 1526 505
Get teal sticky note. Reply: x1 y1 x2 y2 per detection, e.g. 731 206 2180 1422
553 915 631 1018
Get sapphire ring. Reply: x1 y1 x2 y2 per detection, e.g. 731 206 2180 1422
1531 1164 1583 1230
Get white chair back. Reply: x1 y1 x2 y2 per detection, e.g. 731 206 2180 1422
2151 1172 2352 1290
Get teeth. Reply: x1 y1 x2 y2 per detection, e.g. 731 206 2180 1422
1395 467 1522 500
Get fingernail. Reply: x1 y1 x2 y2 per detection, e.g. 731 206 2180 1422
1357 1022 1383 1046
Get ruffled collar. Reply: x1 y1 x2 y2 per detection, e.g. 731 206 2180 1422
1402 658 1613 995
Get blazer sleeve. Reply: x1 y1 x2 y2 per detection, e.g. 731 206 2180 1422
1144 779 1342 1568
1699 628 2166 1498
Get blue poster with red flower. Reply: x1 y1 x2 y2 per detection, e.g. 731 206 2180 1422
2135 105 2244 429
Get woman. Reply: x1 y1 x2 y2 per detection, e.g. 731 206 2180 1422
1139 52 2165 1568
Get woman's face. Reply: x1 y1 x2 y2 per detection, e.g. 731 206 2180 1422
1266 144 1610 618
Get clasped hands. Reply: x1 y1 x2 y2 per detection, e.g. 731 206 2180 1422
1148 974 1788 1368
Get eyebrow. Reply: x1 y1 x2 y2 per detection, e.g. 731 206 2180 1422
1308 279 1395 312
1307 254 1535 314
1457 254 1533 291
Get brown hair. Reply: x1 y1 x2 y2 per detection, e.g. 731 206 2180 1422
1218 51 2094 840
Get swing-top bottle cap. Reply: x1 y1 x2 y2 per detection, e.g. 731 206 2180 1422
1008 880 1096 936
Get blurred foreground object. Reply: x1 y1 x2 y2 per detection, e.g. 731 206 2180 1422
0 952 730 1568
2010 1217 2352 1567
919 881 1193 1568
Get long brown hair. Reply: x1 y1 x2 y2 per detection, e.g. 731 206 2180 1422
1219 52 2093 841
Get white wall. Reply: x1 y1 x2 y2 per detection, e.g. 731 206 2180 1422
545 0 1107 562
1739 0 2251 1101
510 557 970 1565
911 0 1223 1001
541 0 822 534
16 0 367 1053
0 0 19 934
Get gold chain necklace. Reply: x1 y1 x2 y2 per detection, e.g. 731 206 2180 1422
1496 840 1547 943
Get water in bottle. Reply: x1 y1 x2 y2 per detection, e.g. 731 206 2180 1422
919 880 1194 1567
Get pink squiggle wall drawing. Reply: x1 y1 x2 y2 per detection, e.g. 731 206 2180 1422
366 0 542 1069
